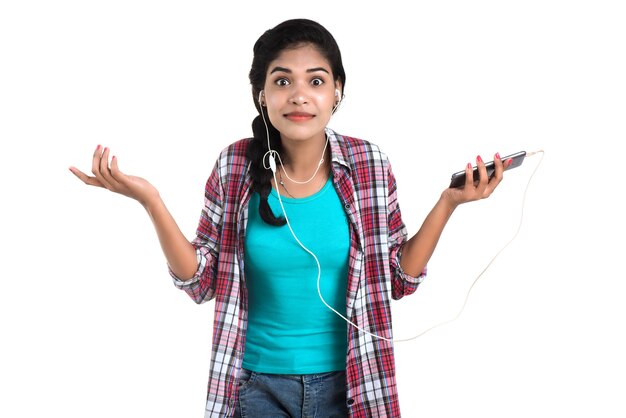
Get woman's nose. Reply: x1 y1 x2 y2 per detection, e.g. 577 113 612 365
289 85 309 105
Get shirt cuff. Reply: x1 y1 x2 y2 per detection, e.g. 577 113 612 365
395 246 427 285
169 248 205 288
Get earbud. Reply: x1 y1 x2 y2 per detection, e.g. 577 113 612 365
335 89 342 104
332 89 342 113
258 90 265 107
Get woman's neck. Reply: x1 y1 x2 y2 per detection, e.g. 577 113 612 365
279 132 329 179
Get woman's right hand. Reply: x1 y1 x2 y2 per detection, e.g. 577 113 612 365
69 145 160 208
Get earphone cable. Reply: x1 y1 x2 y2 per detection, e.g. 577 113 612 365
258 93 545 343
392 149 545 342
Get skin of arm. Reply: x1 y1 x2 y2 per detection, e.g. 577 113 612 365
69 145 198 281
399 153 511 277
399 195 456 277
71 147 508 282
143 196 198 281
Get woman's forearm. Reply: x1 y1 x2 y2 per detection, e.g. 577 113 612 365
144 196 198 281
400 196 457 277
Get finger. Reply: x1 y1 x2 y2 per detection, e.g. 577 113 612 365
492 157 514 192
91 144 112 189
475 155 489 189
97 147 115 189
108 155 127 187
91 144 102 176
493 152 503 175
69 166 104 187
490 152 505 186
463 162 474 190
105 156 125 191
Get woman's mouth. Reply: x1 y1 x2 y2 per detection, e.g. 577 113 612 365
284 112 315 122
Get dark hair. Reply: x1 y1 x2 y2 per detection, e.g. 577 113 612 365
246 18 346 226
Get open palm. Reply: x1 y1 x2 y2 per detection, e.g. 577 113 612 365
69 145 159 207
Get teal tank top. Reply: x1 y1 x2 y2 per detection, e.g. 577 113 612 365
243 177 350 374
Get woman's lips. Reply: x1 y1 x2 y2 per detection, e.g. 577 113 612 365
284 112 314 122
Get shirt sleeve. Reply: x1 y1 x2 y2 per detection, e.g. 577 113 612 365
386 161 427 300
169 159 224 304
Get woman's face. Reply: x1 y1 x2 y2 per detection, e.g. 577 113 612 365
263 43 340 144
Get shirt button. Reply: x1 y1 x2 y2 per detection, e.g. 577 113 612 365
347 398 355 406
344 203 350 210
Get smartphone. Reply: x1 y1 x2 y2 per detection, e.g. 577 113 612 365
449 151 526 188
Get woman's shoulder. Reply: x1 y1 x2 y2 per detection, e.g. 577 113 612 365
218 137 251 159
328 129 387 164
213 137 252 165
211 137 252 177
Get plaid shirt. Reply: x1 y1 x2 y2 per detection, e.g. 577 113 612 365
171 128 426 417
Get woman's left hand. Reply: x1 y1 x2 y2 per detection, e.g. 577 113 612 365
441 153 512 206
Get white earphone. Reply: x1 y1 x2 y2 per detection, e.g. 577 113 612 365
333 89 342 113
256 84 544 344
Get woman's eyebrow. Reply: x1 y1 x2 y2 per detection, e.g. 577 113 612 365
269 66 330 74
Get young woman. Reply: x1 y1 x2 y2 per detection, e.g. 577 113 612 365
70 18 511 418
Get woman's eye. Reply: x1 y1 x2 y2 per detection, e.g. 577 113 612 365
275 78 290 87
311 78 324 86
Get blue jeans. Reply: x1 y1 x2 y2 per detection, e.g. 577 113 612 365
234 369 348 418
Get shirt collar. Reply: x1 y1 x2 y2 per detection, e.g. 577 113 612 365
325 127 351 172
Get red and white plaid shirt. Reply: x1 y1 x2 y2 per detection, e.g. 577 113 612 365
171 128 426 417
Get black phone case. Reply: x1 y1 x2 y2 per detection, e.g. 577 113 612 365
449 151 526 188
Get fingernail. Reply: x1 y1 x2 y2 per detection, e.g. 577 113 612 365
495 152 501 160
467 163 472 169
477 155 483 162
96 144 101 150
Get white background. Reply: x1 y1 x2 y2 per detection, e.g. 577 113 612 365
1 1 625 417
